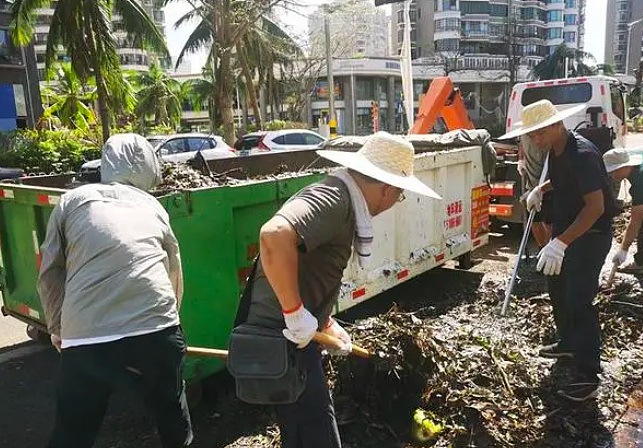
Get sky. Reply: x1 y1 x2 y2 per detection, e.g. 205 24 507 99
163 0 609 72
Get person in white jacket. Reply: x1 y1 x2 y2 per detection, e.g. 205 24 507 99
38 134 192 448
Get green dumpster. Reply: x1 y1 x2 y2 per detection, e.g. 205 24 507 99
0 173 324 383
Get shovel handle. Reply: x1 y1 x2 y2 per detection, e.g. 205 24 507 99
312 332 371 359
186 332 371 360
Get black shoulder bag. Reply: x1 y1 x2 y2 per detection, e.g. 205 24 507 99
226 258 307 405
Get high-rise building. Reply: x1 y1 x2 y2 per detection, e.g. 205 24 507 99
32 0 165 80
604 0 643 75
431 0 584 68
391 0 435 59
308 0 390 59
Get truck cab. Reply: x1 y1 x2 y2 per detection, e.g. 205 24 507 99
506 76 627 149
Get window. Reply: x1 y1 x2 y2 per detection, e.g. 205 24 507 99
0 29 23 65
462 21 488 35
547 28 563 39
435 38 459 52
460 2 490 15
303 133 324 145
397 10 403 23
521 83 592 106
186 138 215 151
521 8 545 21
564 14 576 25
564 31 576 43
545 0 563 3
355 78 374 100
283 133 305 145
490 4 507 16
439 0 457 11
161 139 187 154
565 0 576 7
547 11 563 22
272 135 285 145
435 18 460 32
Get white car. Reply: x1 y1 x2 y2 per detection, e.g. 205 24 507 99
80 134 237 179
235 130 327 154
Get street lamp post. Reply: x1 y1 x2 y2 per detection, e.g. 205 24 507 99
626 18 643 75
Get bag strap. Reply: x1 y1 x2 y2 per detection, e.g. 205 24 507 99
233 257 259 327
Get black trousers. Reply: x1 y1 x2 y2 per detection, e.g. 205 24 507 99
47 325 193 448
634 225 643 266
547 232 611 378
273 343 342 448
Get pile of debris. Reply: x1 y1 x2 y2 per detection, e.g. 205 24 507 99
153 162 239 192
224 265 643 448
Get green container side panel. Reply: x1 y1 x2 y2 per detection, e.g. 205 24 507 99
0 173 324 382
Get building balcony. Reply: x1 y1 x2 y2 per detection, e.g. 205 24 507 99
434 30 461 40
434 10 461 20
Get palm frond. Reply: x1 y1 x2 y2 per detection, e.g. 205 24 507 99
175 19 213 68
10 0 52 45
113 0 169 58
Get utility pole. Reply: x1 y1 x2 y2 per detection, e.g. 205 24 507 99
324 14 336 124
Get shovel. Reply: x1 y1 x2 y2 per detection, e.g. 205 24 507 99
187 331 371 360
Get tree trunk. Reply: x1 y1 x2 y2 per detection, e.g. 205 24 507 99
237 44 262 129
84 4 111 143
218 51 236 145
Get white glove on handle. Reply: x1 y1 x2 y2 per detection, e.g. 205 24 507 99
51 334 62 353
612 249 628 267
282 304 318 348
526 186 543 213
517 159 528 178
537 239 568 276
322 318 352 356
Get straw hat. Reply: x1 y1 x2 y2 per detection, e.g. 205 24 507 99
317 131 441 198
603 148 643 173
499 100 587 140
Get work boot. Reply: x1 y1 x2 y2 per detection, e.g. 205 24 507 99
539 341 573 359
617 262 643 274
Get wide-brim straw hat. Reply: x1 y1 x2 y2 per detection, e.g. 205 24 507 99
498 100 587 140
603 148 643 173
317 131 441 199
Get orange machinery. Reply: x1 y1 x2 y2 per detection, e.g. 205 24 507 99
408 76 519 222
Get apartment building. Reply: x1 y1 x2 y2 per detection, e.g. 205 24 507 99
604 0 643 75
32 0 165 80
308 0 390 59
432 0 584 68
390 0 435 59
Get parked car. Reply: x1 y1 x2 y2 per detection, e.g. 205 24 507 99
235 129 327 154
80 134 237 180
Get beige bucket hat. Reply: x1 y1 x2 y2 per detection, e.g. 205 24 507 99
317 131 441 199
603 148 643 173
499 99 587 140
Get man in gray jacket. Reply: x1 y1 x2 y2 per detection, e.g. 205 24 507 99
38 134 192 448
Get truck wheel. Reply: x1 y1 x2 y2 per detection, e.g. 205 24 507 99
458 252 473 270
26 325 50 344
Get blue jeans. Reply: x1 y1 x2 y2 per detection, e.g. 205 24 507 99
273 343 342 448
547 232 611 378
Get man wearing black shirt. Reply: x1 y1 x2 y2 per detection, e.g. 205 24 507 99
500 100 615 402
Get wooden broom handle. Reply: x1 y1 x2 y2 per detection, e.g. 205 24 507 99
186 332 370 359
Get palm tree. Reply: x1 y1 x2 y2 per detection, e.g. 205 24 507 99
11 0 169 142
171 0 292 144
40 63 97 130
182 64 218 132
531 44 596 80
133 63 183 128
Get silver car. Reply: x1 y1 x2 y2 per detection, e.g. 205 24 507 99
236 129 327 155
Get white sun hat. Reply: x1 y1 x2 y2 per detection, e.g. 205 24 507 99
317 131 441 199
498 100 587 140
603 148 643 173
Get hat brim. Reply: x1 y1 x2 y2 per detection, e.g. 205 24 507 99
498 104 587 140
316 150 442 199
605 154 643 173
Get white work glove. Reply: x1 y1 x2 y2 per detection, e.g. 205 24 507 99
612 248 628 267
526 186 543 213
322 318 352 356
537 239 568 276
50 334 61 353
282 304 318 348
518 159 528 177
